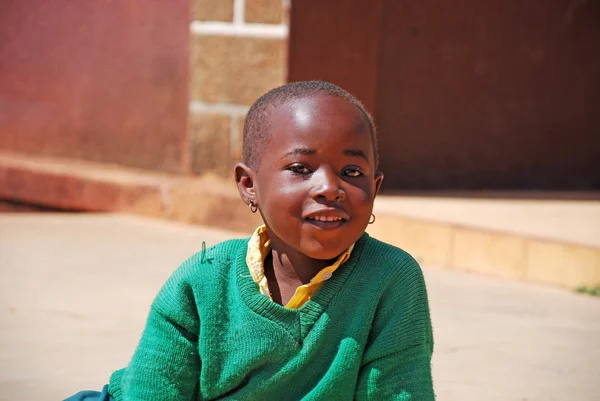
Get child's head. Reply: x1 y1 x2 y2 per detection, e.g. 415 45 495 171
236 81 383 260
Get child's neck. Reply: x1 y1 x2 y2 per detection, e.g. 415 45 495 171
263 240 335 306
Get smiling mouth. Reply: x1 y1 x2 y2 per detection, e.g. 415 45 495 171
306 216 346 222
304 215 349 230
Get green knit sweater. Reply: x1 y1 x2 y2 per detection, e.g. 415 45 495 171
108 233 435 400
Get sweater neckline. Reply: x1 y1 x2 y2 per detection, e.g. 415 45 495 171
235 232 369 341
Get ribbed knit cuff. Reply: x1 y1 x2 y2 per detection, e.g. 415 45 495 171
108 368 126 401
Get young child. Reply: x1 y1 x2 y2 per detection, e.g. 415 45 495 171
66 81 435 400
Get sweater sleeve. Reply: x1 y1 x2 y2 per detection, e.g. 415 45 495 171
110 261 201 401
355 257 435 401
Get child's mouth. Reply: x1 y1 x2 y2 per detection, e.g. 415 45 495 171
305 217 347 230
304 212 349 230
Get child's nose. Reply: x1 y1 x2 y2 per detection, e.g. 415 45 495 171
310 169 346 202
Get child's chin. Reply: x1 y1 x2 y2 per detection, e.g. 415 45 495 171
301 242 352 261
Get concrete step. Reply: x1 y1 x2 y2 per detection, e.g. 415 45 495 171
369 197 600 289
0 150 262 233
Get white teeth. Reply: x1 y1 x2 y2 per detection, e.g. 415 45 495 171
309 216 343 222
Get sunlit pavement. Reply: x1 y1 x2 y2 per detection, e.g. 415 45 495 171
1 214 598 401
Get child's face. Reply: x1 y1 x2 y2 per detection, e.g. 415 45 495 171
242 94 383 260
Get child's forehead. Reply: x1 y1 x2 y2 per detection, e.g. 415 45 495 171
268 94 368 137
260 95 373 165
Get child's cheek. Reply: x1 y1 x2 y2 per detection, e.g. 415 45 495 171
352 184 375 204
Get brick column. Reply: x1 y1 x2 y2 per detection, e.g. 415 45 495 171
189 0 288 177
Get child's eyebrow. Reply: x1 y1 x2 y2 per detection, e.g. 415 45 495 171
343 149 370 162
282 148 316 158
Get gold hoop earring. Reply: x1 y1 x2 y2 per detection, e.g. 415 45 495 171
368 214 376 224
248 199 258 213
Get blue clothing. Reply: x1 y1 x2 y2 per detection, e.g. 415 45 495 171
64 385 113 401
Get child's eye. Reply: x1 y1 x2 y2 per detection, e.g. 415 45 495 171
288 164 312 175
343 167 363 177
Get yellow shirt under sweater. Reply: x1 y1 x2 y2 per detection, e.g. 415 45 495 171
246 225 354 309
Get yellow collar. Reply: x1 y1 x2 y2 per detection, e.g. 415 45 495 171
246 225 354 309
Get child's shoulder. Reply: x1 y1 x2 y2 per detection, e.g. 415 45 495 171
195 237 249 263
150 237 250 317
363 234 420 268
362 234 425 285
169 237 250 282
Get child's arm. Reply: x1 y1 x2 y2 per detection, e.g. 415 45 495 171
110 264 201 401
355 261 435 400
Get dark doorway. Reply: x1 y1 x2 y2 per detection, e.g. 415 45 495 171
289 0 600 191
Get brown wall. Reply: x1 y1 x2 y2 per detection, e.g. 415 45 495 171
0 0 191 173
289 0 600 190
287 0 382 113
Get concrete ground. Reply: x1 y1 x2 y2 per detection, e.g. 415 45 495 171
1 214 599 401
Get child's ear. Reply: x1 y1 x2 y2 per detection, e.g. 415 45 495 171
374 170 384 196
235 163 258 206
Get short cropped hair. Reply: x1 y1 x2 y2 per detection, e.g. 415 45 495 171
242 80 379 170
